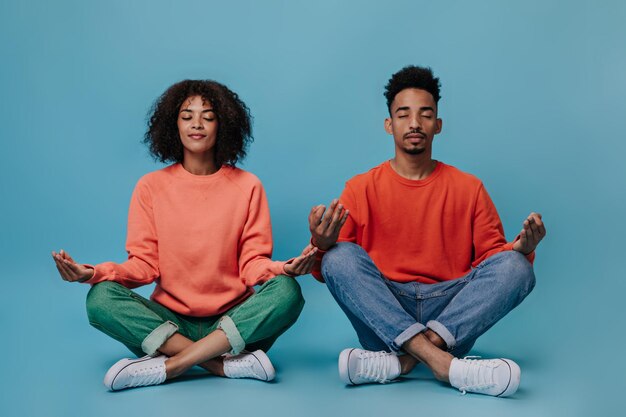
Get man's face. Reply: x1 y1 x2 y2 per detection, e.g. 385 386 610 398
384 88 442 157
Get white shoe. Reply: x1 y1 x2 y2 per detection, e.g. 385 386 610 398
103 355 168 391
449 357 521 397
223 350 275 381
338 348 401 385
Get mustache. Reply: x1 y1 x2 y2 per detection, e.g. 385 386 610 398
403 129 425 138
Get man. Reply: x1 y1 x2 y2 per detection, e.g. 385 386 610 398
309 66 545 397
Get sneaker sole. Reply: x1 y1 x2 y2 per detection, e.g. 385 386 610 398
103 356 154 391
250 350 275 381
338 348 356 385
497 359 521 397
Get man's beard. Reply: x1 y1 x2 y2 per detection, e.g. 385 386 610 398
403 146 425 155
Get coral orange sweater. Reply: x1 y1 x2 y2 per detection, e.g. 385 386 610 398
312 161 533 284
84 163 287 316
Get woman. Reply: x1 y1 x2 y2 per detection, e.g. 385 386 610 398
52 80 316 391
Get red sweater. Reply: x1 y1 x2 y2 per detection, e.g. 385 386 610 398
312 161 533 284
84 163 286 316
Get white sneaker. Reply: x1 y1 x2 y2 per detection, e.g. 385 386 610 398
103 355 168 391
338 348 401 385
449 357 521 397
223 350 275 381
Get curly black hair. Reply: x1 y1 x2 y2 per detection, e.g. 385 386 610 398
144 79 253 166
384 66 441 114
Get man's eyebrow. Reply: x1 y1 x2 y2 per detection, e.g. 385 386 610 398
394 106 435 113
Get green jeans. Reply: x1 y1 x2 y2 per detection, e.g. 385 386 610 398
86 275 304 357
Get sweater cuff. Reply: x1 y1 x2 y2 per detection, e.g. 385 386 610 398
81 264 103 285
309 238 328 254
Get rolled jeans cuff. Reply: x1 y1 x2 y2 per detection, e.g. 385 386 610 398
218 315 245 355
392 322 426 352
426 320 457 351
141 320 179 356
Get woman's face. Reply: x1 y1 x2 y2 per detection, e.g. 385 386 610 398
177 95 219 160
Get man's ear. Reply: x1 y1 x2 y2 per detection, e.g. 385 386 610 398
436 118 443 134
384 117 393 135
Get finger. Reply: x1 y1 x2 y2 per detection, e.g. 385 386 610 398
61 260 80 281
524 221 536 243
301 244 314 256
329 205 344 228
534 220 545 235
299 256 316 275
55 257 76 281
297 253 317 275
531 214 546 237
64 251 77 264
322 200 339 225
334 210 350 233
53 257 69 281
309 205 325 225
519 229 528 248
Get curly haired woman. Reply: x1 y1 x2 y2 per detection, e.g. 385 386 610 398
52 80 315 391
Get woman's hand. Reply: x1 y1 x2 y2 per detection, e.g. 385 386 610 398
283 244 318 277
52 249 94 283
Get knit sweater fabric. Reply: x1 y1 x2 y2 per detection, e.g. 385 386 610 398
84 163 286 317
312 161 533 283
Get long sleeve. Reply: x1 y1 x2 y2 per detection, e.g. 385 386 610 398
83 179 160 288
471 184 534 267
238 181 286 286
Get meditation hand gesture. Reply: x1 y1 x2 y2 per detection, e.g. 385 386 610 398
284 244 318 277
52 250 94 283
512 213 546 255
308 199 349 251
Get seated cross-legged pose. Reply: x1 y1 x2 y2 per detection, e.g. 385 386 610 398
308 66 546 397
52 80 315 391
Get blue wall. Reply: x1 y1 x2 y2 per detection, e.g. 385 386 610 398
1 1 625 415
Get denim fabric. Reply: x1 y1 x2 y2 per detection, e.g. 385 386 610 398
321 242 535 355
86 275 304 356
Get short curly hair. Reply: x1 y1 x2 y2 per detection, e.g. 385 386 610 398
384 66 441 114
144 80 253 166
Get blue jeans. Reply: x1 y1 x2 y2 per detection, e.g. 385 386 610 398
321 242 535 356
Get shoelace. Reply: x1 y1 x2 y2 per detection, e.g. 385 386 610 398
226 357 261 379
128 362 165 387
356 351 396 383
456 356 499 395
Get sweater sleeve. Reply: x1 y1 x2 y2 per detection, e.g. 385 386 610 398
83 179 160 288
238 182 286 287
471 184 534 267
311 184 358 283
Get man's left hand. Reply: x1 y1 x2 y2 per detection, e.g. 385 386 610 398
512 212 546 255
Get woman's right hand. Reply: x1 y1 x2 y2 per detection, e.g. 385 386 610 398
52 249 94 283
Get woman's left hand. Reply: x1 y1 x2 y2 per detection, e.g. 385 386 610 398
283 244 318 277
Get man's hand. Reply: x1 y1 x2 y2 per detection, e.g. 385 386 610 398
512 213 546 255
308 199 349 251
283 244 318 277
52 249 94 282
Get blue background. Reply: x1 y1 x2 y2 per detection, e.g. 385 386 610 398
1 1 625 416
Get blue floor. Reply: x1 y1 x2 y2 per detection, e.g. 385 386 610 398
2 262 615 417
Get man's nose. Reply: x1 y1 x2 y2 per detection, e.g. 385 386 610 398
409 114 422 130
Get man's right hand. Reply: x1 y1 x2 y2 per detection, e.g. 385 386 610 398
308 199 349 251
52 249 94 283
